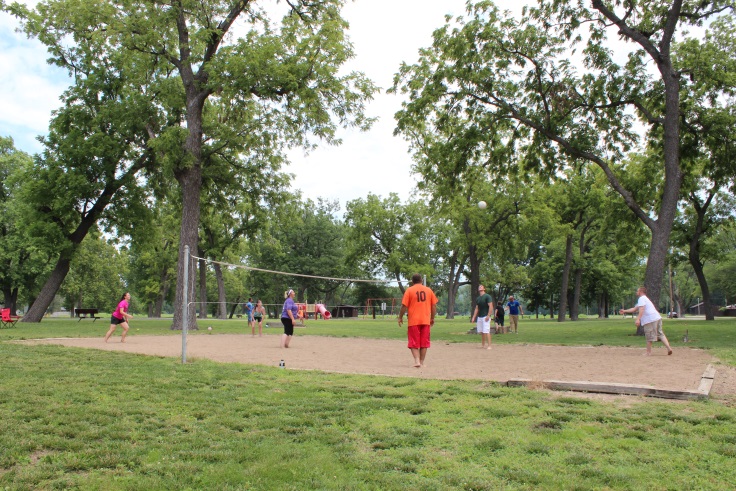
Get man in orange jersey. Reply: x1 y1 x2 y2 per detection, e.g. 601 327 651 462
398 273 438 368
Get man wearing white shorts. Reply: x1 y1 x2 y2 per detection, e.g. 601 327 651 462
620 287 673 356
471 285 494 349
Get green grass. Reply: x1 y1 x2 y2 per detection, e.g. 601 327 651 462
2 316 736 489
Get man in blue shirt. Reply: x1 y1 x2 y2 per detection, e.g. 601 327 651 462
244 298 254 336
505 295 524 334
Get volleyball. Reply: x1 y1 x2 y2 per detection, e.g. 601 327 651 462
478 201 487 209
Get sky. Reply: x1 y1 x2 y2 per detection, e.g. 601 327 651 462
0 0 472 209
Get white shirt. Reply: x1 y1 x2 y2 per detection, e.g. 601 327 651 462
637 295 662 325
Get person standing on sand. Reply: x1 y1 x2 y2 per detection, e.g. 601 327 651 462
471 285 494 349
281 289 299 348
105 292 133 343
506 295 523 334
620 286 673 356
398 273 438 368
494 302 505 334
244 297 254 334
253 299 265 337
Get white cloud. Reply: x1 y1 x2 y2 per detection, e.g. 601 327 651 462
0 12 70 151
287 0 468 208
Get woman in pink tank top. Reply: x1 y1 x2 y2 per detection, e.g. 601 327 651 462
105 292 133 343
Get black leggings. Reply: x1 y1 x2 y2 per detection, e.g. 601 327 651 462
281 317 294 336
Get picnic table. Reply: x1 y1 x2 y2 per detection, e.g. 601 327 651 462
74 308 101 322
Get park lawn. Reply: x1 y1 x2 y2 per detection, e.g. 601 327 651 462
1 317 736 489
1 343 736 490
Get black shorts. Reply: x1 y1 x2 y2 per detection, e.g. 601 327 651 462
254 315 262 322
110 315 125 325
495 316 504 326
281 317 294 336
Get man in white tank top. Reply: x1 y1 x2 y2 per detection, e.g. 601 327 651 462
620 287 673 356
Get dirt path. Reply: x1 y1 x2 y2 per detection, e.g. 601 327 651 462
23 334 736 399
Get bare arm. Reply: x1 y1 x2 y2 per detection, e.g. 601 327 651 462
635 307 644 327
398 305 408 326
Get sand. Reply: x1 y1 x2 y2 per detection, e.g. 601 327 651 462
21 333 736 400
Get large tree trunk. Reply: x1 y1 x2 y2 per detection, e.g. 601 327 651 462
21 256 72 322
643 222 675 312
2 287 18 315
691 258 713 320
444 251 459 319
171 164 202 331
198 256 207 319
687 192 716 321
228 295 242 319
557 235 573 322
571 225 589 321
21 214 102 322
549 291 555 318
571 264 582 321
444 251 466 319
642 34 683 309
214 262 227 319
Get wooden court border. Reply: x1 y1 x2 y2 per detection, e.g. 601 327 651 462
506 364 716 400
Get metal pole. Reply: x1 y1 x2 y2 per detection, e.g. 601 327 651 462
182 245 189 364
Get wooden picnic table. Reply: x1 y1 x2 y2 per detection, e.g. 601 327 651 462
74 308 101 322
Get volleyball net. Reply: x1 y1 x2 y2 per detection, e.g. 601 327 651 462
186 251 404 320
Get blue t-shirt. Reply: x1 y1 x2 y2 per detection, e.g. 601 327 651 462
244 302 253 317
282 297 298 319
507 300 521 315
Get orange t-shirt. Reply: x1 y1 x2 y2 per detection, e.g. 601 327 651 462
402 283 438 326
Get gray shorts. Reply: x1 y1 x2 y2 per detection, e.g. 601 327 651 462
642 319 664 342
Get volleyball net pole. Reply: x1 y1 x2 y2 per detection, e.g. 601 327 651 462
182 245 189 364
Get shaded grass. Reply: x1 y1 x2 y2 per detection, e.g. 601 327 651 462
1 344 736 490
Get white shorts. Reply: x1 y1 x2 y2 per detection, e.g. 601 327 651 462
476 317 491 334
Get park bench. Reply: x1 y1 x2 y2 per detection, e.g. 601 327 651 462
1 308 21 328
74 308 101 322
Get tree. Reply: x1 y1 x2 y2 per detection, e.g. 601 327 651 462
345 193 435 292
705 222 736 307
59 234 128 313
9 0 378 329
0 137 52 314
393 0 735 307
126 197 180 318
197 132 291 319
670 15 736 320
248 197 357 308
9 63 158 322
